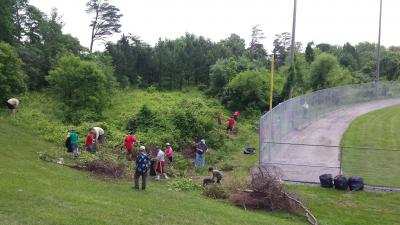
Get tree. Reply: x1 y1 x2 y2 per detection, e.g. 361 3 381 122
0 42 27 101
273 32 292 68
338 42 359 71
222 69 285 111
46 54 116 123
208 57 252 96
0 0 16 43
219 34 245 58
246 25 267 62
86 0 122 53
310 53 353 90
305 41 314 64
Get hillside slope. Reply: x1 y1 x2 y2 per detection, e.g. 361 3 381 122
0 120 304 225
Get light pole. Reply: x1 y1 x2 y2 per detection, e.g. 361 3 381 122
290 0 297 66
376 0 382 90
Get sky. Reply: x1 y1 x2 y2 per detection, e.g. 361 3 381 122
30 0 400 52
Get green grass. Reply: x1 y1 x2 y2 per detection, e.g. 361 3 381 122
288 185 400 225
341 105 400 187
0 119 304 225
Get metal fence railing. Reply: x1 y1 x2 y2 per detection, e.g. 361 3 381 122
259 81 400 186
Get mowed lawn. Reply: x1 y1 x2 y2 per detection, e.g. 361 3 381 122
341 104 400 187
0 120 304 225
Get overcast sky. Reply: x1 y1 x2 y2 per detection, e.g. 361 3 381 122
30 0 399 52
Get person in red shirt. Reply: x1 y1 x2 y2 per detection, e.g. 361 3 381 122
226 116 235 133
85 130 94 153
233 111 239 121
124 132 137 160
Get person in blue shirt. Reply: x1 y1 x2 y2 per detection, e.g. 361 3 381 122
195 139 208 169
134 146 149 190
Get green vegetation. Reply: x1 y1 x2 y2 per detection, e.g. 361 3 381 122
0 120 304 225
341 105 400 187
46 54 116 123
0 41 26 102
288 185 400 225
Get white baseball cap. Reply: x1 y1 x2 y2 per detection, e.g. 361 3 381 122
139 146 145 151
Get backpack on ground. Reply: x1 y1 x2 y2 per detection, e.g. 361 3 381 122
244 147 256 154
203 178 214 186
334 175 348 190
319 174 333 188
348 176 364 191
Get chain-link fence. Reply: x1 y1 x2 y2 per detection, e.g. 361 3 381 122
259 81 400 186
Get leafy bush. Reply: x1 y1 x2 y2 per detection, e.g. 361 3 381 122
168 178 201 191
46 54 116 123
203 184 228 199
0 42 27 102
221 69 284 111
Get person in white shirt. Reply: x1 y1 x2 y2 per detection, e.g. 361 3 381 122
6 98 20 117
90 127 105 144
153 146 168 180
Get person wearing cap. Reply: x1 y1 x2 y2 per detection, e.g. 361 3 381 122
195 139 208 169
67 129 79 159
90 127 105 144
134 146 149 190
164 143 174 163
6 98 20 117
154 146 168 180
124 131 137 160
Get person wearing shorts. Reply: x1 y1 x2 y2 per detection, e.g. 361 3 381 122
154 146 168 180
6 98 20 117
124 132 137 160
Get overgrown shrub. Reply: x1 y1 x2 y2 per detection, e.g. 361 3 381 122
0 42 27 102
203 184 228 199
46 54 116 123
168 178 201 191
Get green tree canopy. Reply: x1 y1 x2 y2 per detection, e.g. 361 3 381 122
0 42 27 102
46 54 115 123
310 53 353 90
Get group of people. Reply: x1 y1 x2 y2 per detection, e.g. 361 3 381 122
215 111 239 134
66 127 104 159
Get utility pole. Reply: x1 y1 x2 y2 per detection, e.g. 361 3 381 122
290 0 297 66
375 0 383 90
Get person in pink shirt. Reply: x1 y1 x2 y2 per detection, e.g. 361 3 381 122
164 142 174 163
233 111 239 121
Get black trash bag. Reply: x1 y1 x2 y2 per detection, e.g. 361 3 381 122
334 175 348 190
203 178 215 186
149 160 156 176
319 174 333 188
65 137 73 153
244 147 256 154
348 176 364 191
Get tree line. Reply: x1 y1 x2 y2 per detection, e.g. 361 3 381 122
2 0 400 122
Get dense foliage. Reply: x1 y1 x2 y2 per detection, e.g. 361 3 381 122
0 42 26 102
46 54 115 123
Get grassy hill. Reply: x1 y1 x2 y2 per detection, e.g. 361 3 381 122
0 121 304 225
341 105 400 187
1 89 400 225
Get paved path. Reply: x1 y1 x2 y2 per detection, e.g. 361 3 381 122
268 98 400 183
